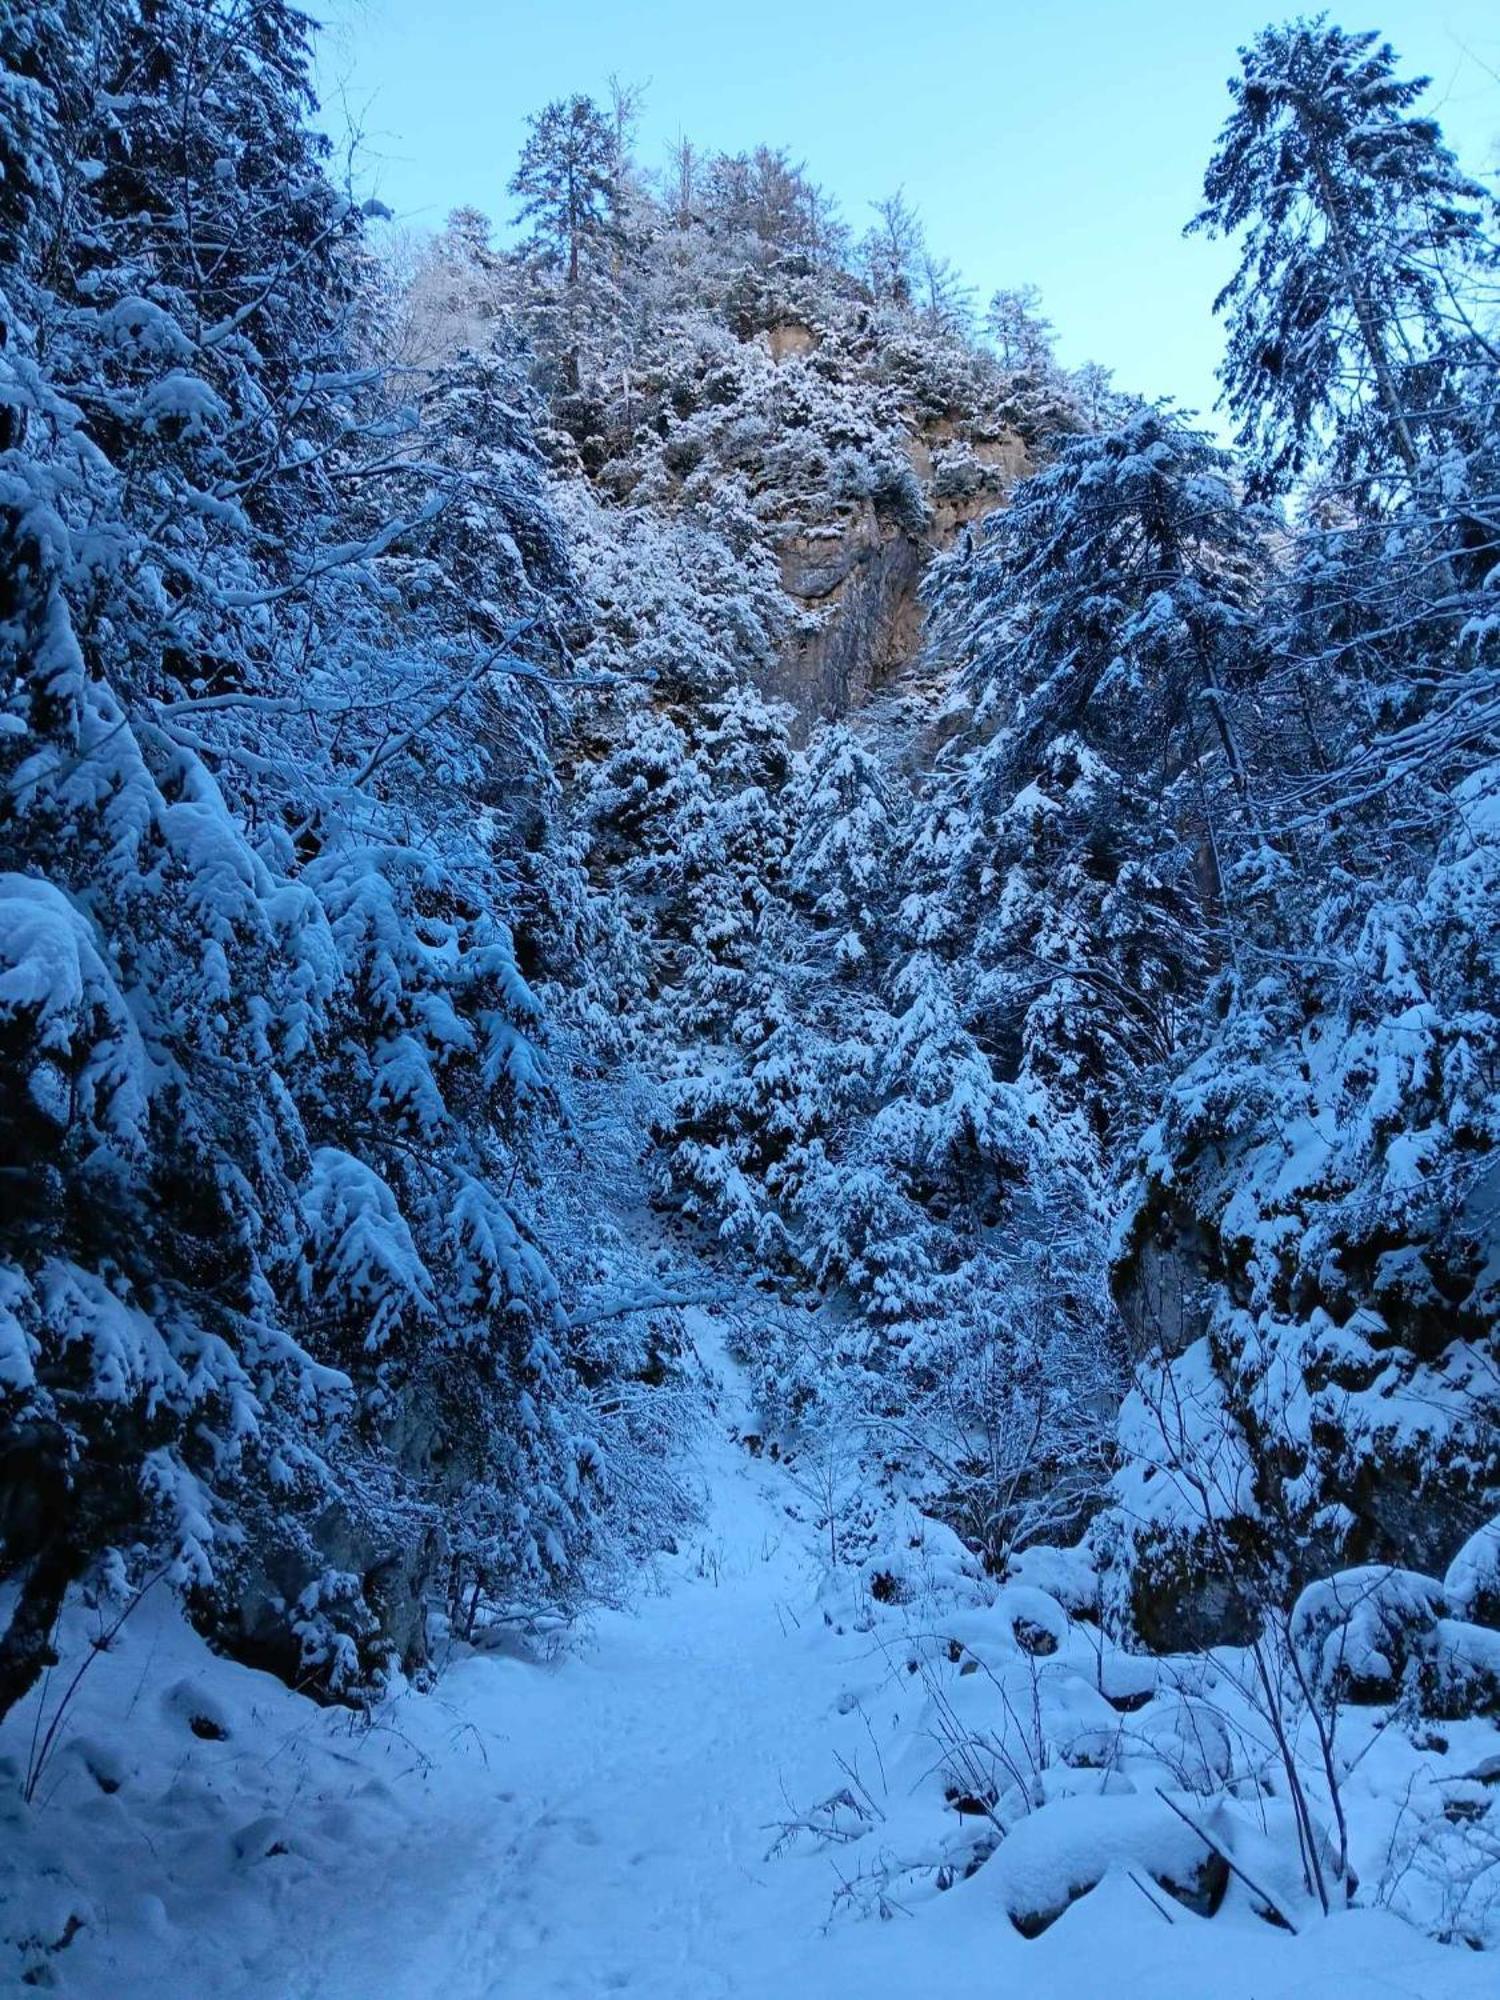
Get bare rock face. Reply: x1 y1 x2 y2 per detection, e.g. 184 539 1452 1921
1112 1204 1218 1362
770 425 1027 723
1107 1174 1500 1654
1122 1519 1267 1656
765 320 819 362
217 1374 487 1697
772 515 925 716
224 1494 438 1697
926 430 1029 538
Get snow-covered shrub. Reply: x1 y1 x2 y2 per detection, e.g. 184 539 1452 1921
1291 1568 1448 1707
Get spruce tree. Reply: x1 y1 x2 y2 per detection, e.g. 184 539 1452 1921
511 94 619 286
1192 19 1495 495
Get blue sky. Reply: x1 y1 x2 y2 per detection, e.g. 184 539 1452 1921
313 0 1500 422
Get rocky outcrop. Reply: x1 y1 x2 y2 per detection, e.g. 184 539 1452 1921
1112 1200 1219 1363
1106 1184 1500 1652
772 514 926 715
226 1495 438 1695
770 426 1028 722
1103 820 1500 1653
765 320 819 361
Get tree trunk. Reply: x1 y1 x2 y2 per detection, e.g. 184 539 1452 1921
1310 153 1421 480
0 1541 83 1726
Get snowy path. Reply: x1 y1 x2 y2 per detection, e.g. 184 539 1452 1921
252 1356 1498 2000
10 1344 1499 1996
272 1403 888 2000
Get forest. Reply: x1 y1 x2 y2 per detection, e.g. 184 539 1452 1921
2 3 1499 1991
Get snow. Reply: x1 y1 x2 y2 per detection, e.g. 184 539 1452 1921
6 18 1500 1991
986 1790 1218 1928
1006 1540 1100 1617
5 1331 1495 1996
1290 1566 1446 1699
1447 1518 1500 1623
298 1146 436 1350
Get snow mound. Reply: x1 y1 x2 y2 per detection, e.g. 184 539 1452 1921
988 1791 1226 1935
1291 1566 1445 1702
1006 1542 1100 1619
1446 1518 1500 1629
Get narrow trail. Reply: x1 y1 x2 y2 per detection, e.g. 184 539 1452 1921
242 1333 1494 2000
269 1336 913 2000
423 1449 853 1997
44 1320 1483 1999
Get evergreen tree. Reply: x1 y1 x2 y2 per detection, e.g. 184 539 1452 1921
702 146 847 264
0 0 682 1720
786 723 897 976
511 94 620 285
929 407 1267 844
1192 19 1496 495
918 251 976 338
1068 359 1129 431
898 405 1268 1358
859 191 925 305
984 284 1056 375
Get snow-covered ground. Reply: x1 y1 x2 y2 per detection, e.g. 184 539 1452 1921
4 1336 1496 1996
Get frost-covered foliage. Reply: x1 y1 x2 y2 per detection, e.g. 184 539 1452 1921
1107 748 1500 1646
392 109 1097 698
784 723 896 975
393 105 1128 1573
1092 24 1500 1653
382 96 1122 1583
674 411 1274 1567
11 24 1500 1951
9 12 1500 1986
660 710 1124 1562
917 408 1265 1159
1190 18 1495 496
608 14 1500 1722
0 0 685 1719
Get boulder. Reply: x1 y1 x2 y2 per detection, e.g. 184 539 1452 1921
1290 1566 1444 1705
989 1792 1228 1936
1445 1517 1500 1629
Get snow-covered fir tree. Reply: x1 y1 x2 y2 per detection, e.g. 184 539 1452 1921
0 0 685 1719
